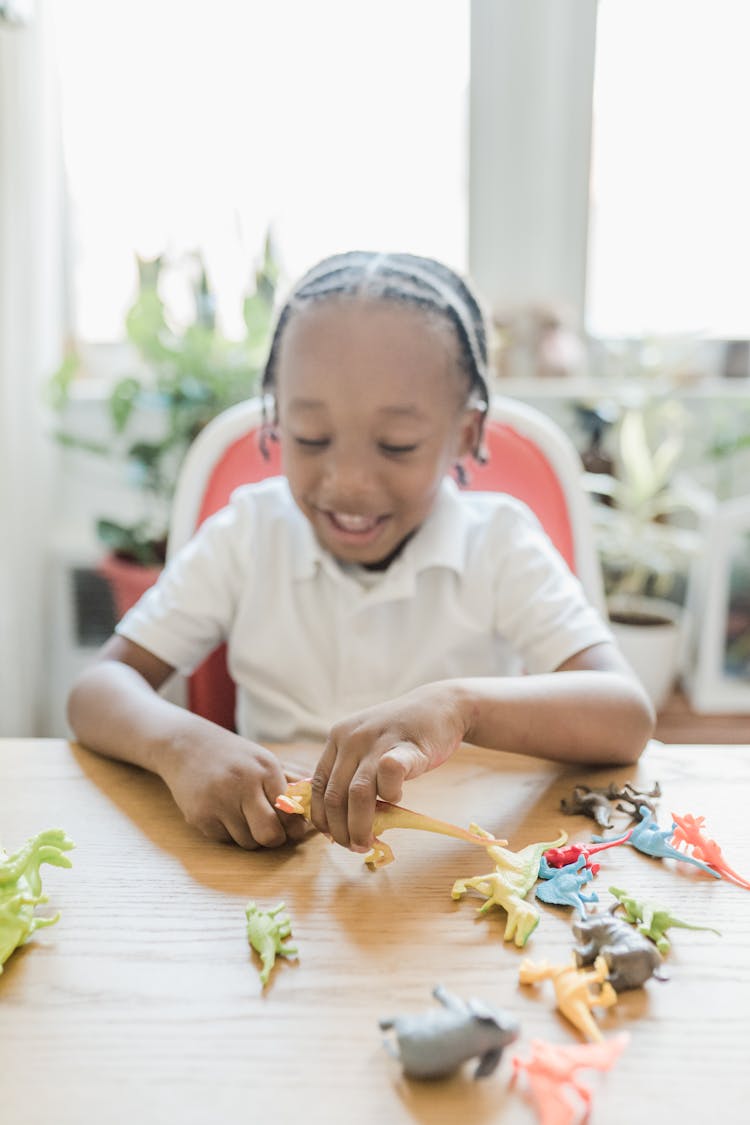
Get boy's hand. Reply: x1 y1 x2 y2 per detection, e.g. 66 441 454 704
310 683 470 852
160 731 308 849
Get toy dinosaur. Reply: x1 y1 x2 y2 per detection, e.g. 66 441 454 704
609 886 722 955
379 984 520 1080
275 779 508 868
592 807 721 877
245 901 298 986
510 1034 629 1125
518 955 618 1042
536 854 599 918
452 829 567 948
572 910 666 991
560 781 661 829
560 786 614 829
542 827 634 876
670 810 750 890
0 829 75 974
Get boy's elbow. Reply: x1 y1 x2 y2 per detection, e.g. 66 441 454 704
611 680 656 766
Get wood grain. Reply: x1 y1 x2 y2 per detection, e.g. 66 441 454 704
1 739 749 1124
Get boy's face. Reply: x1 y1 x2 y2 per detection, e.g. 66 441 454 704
275 297 481 567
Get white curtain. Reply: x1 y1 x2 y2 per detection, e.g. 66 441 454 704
0 2 65 735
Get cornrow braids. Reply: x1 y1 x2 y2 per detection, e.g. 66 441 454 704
259 251 491 462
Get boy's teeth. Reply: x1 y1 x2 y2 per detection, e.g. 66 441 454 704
332 512 377 531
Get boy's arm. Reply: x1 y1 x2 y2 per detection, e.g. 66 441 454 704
456 641 655 766
67 636 305 849
310 642 654 851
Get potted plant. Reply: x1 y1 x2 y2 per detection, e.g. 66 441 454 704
580 398 712 711
48 237 279 617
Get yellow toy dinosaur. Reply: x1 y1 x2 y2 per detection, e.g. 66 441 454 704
451 827 567 948
275 779 507 869
519 955 618 1042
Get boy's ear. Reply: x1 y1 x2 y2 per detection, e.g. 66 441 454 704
457 407 484 459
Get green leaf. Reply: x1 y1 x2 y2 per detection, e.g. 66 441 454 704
109 376 142 433
45 353 80 412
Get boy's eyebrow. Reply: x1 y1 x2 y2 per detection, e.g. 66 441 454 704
287 399 427 419
377 404 427 418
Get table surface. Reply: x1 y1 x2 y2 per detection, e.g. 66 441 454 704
1 738 749 1124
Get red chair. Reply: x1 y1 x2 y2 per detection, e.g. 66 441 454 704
168 396 605 730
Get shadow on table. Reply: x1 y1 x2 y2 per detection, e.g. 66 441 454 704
69 741 322 896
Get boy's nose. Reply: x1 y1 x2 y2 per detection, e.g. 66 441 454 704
320 448 377 506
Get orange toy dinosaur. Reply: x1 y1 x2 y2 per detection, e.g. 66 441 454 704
510 1034 629 1125
275 778 507 868
670 810 750 890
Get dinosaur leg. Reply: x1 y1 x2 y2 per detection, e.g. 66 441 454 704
364 838 394 869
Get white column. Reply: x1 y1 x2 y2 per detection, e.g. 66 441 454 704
469 0 598 325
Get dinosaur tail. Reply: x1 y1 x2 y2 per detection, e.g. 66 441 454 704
373 801 507 847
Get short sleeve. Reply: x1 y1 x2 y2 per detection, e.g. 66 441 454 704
492 502 612 674
116 495 252 675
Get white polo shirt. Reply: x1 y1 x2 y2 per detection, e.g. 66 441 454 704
117 477 612 742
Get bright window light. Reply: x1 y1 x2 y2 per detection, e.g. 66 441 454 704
588 0 750 338
52 0 469 342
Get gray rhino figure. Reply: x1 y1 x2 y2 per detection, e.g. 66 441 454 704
379 985 520 1080
572 910 667 991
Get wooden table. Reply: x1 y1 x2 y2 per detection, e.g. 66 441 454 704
1 739 749 1124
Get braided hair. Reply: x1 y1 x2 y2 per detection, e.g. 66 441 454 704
260 251 490 465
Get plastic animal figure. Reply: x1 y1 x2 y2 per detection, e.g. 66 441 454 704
560 787 614 829
670 811 750 890
535 854 599 918
379 984 520 1080
275 779 507 868
542 828 634 875
560 781 661 830
452 829 567 948
592 807 721 877
609 886 721 955
245 901 298 986
510 1034 629 1125
0 829 75 974
572 910 666 991
519 955 618 1042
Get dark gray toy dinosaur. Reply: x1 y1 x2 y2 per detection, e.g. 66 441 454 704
571 909 667 991
379 985 520 1080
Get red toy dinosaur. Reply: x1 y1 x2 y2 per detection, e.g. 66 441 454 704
543 828 634 875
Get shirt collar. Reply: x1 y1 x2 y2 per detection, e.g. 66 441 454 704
289 477 477 595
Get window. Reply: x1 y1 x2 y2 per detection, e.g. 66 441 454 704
588 0 750 338
53 0 469 343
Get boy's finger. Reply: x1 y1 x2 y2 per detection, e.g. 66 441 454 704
347 766 377 852
241 795 286 849
310 739 337 835
377 743 428 802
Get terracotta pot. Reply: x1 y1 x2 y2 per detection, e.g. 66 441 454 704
97 553 163 621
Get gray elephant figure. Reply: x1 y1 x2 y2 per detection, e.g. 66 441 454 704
572 910 667 991
379 985 520 1080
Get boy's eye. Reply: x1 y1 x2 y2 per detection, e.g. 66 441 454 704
379 442 419 456
293 436 330 449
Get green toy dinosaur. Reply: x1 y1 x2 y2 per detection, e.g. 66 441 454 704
245 900 298 986
451 827 568 948
0 829 75 974
609 885 722 955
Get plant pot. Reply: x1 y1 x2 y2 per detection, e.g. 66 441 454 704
607 595 683 713
97 552 163 622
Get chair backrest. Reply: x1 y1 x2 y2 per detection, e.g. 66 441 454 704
168 395 605 729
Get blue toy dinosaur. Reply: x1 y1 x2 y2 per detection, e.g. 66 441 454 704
592 807 721 877
536 854 599 918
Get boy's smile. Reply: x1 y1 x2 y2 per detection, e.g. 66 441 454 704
274 297 481 567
